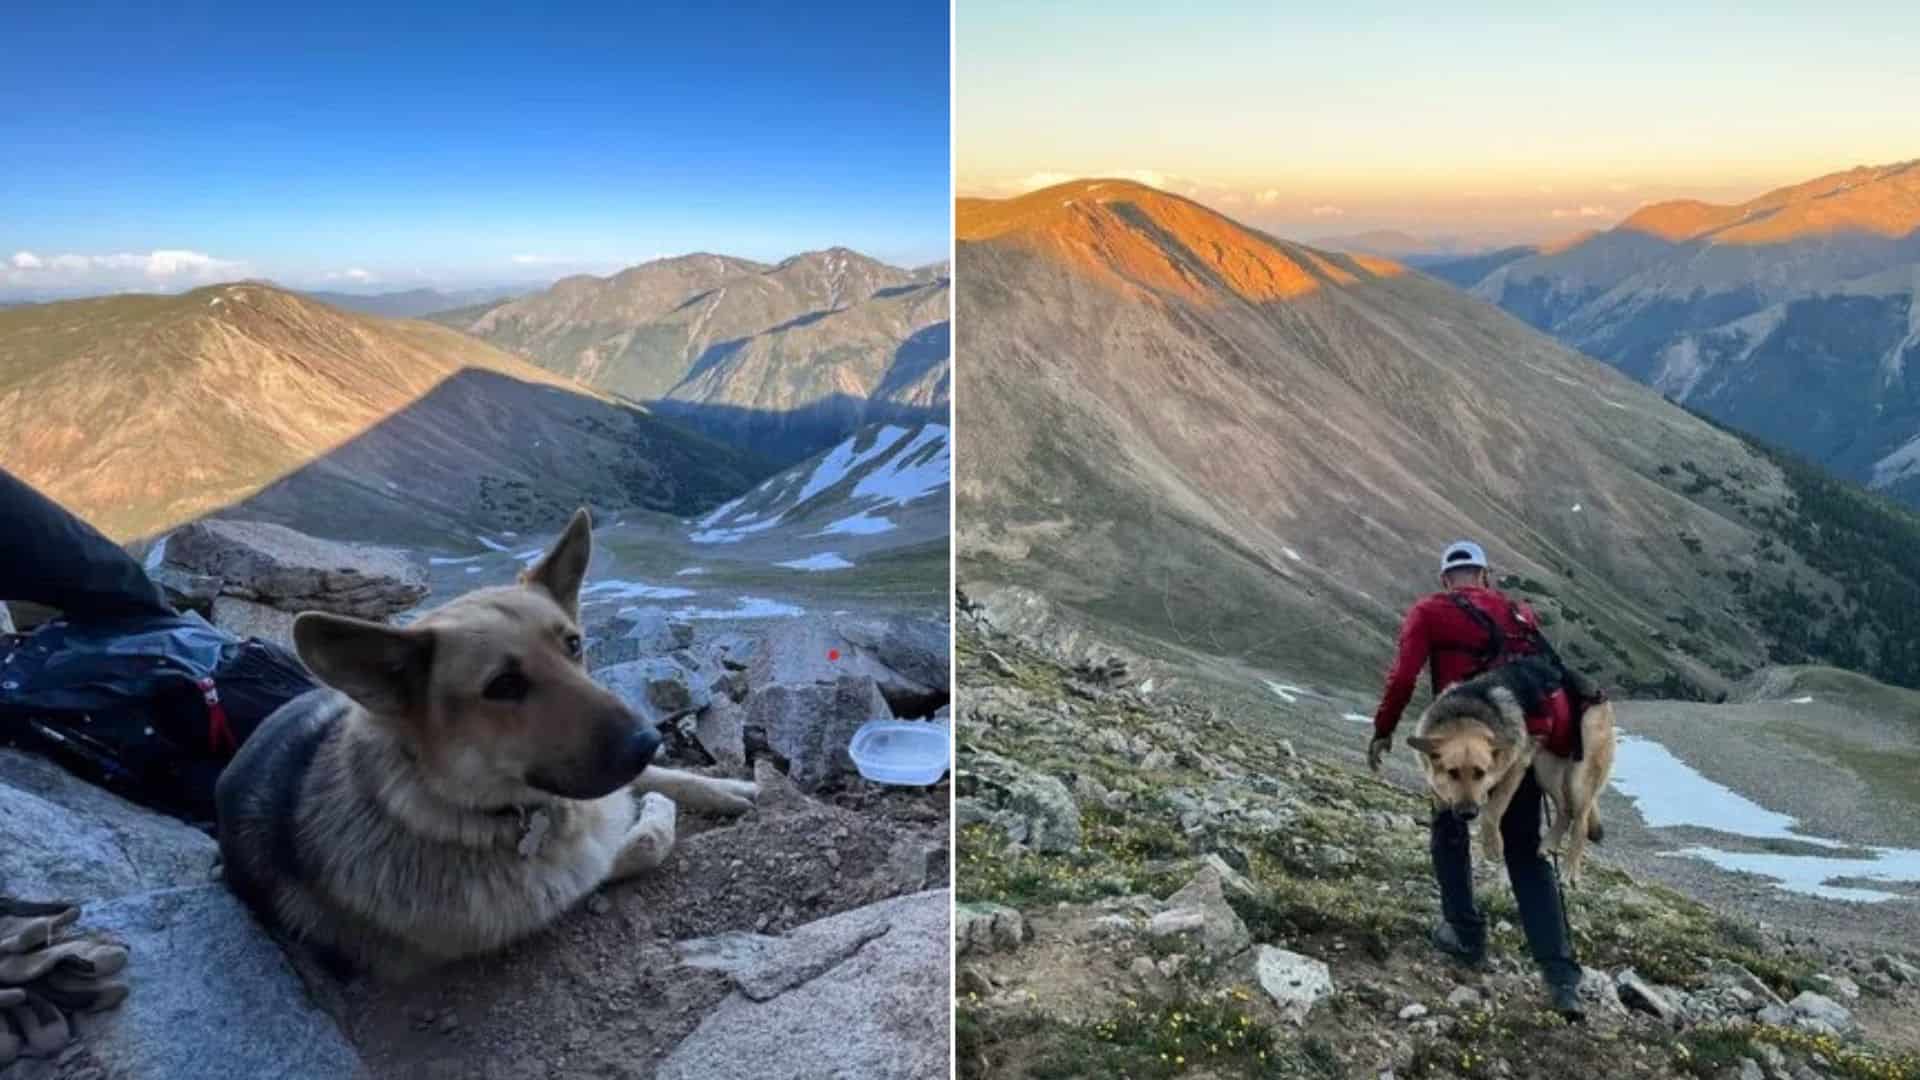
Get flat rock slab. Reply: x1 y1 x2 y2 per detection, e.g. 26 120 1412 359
660 889 950 1080
164 519 428 619
68 885 366 1080
0 750 217 904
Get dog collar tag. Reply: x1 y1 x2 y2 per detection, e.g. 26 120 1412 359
516 808 552 859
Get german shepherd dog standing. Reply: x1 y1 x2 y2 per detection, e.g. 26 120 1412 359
216 509 758 979
1406 657 1617 885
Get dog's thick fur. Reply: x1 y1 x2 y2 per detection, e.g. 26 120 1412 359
215 509 757 980
1408 657 1617 885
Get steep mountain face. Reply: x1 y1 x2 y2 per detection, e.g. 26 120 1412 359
300 285 526 319
0 284 765 543
1454 161 1920 500
956 179 1920 698
432 249 951 463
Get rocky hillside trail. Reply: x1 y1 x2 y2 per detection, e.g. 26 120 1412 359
1 521 952 1080
953 619 1920 1080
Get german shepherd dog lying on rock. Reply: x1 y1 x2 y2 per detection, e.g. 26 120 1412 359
216 509 757 979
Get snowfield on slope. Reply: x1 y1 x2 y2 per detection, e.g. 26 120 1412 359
685 424 949 545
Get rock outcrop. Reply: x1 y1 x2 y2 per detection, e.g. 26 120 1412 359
162 519 428 619
64 886 364 1080
0 751 216 904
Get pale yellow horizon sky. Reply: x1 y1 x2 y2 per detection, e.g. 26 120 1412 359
957 2 1920 248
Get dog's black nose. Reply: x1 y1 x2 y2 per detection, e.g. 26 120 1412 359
625 725 662 774
1455 804 1480 821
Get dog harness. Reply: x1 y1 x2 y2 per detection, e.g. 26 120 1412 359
1442 592 1580 758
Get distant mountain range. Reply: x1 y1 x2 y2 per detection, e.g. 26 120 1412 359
956 178 1920 696
0 284 765 543
429 248 950 464
299 285 527 319
1308 230 1491 260
1428 160 1920 503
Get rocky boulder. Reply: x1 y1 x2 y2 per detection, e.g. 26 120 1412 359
694 696 749 773
0 751 217 903
955 750 1081 853
745 674 894 791
1247 946 1332 1025
585 608 696 670
661 889 950 1080
1616 968 1684 1026
752 615 950 717
1152 866 1251 956
955 902 1027 955
1788 990 1857 1036
598 657 713 726
64 885 365 1080
162 519 428 619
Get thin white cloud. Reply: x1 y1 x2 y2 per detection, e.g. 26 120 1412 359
1017 172 1075 192
1 249 245 294
1310 205 1346 218
510 253 584 266
324 267 376 283
1255 190 1283 206
1119 169 1169 190
1550 205 1611 219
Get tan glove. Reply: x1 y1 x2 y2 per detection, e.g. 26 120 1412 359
0 897 129 1066
1367 734 1392 772
0 899 78 955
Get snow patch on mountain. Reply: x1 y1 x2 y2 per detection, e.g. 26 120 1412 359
683 422 948 545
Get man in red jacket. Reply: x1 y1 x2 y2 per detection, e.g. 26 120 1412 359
1368 540 1585 1018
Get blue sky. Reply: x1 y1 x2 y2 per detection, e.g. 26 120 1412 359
959 0 1920 247
1 3 951 297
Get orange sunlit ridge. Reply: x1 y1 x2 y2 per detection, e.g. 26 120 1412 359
958 179 1406 307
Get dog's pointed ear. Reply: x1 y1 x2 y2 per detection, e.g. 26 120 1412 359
293 612 435 717
1405 735 1435 754
521 507 593 617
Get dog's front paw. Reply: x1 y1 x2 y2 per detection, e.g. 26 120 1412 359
707 779 759 815
616 793 678 873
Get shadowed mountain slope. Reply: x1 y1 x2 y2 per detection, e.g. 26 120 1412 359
0 283 765 542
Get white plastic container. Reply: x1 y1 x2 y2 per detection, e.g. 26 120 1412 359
847 719 950 786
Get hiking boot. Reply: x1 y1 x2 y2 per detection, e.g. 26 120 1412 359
1548 979 1586 1021
1429 922 1487 970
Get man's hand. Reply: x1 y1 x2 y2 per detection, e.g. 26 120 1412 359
1367 735 1392 772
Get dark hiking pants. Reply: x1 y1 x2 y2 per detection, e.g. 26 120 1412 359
0 466 173 620
1431 769 1580 989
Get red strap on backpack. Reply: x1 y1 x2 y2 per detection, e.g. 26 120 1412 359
197 677 236 757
